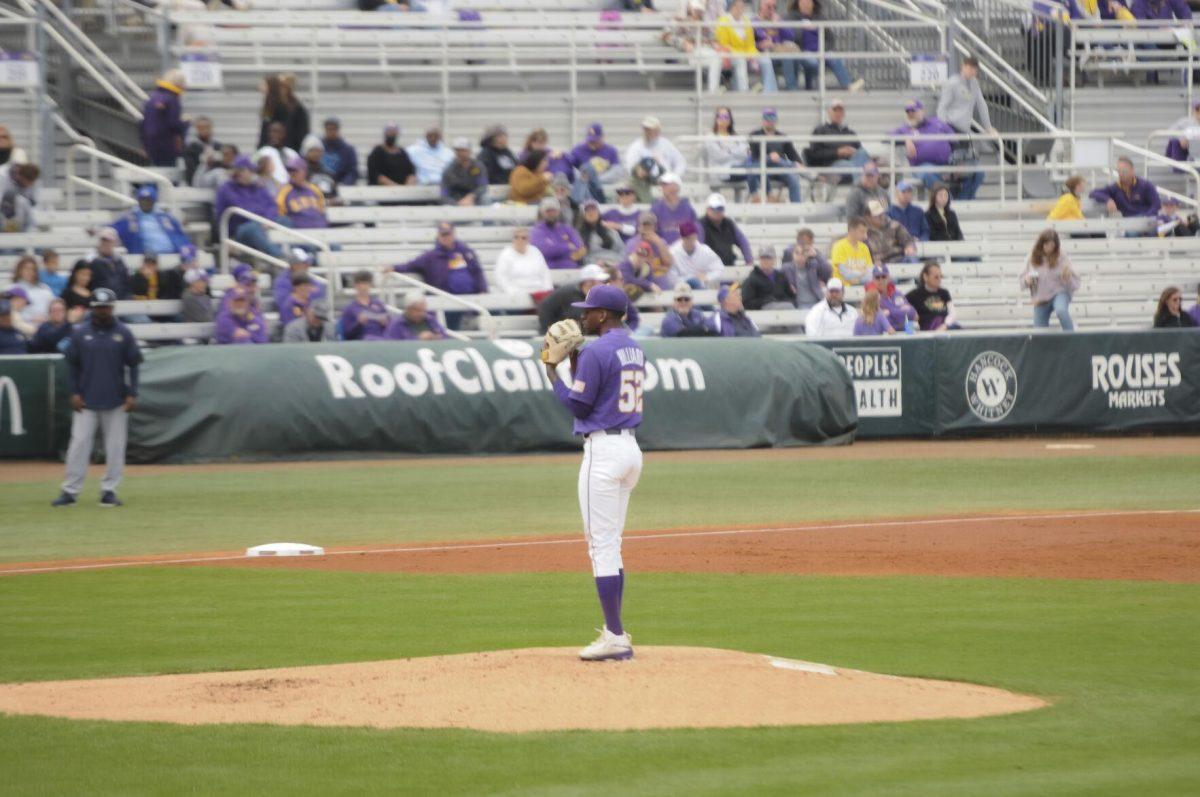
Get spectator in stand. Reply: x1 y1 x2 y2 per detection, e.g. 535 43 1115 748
605 265 642 332
340 270 391 340
888 180 929 240
0 125 28 168
320 117 359 185
660 282 715 337
278 273 316 326
477 125 517 187
602 184 641 241
495 227 553 295
669 220 725 287
805 98 870 201
892 99 982 200
1152 285 1197 327
272 248 326 309
715 0 778 93
1155 197 1200 236
367 123 417 187
130 253 184 302
216 156 282 259
537 263 609 333
844 161 888 223
1089 157 1161 218
29 298 74 353
231 264 263 312
283 303 335 343
804 277 857 337
301 135 340 202
781 228 831 311
569 123 624 203
651 173 701 244
0 163 39 232
906 260 958 330
926 182 965 242
1048 175 1086 221
866 263 918 332
710 283 761 336
39 250 66 296
700 192 753 265
61 260 93 312
385 292 448 341
441 138 489 206
576 200 624 264
746 108 804 203
1188 284 1200 325
788 0 865 91
214 288 268 345
853 288 894 336
830 217 873 286
389 221 487 295
193 143 238 190
755 0 801 91
937 56 997 139
182 116 220 185
257 74 309 152
530 197 587 270
88 228 132 299
180 269 214 324
11 256 54 323
625 0 655 12
865 199 917 263
619 240 668 293
408 127 454 186
1021 228 1080 331
111 184 190 255
254 121 298 194
663 0 718 84
1131 0 1192 84
140 69 188 167
0 298 27 354
521 128 573 184
705 107 750 190
741 245 796 310
3 287 36 338
624 117 687 202
623 211 674 283
276 157 328 229
509 149 551 205
1167 101 1200 162
550 173 578 226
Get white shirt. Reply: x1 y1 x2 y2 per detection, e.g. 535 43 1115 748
805 299 859 338
15 280 55 322
493 245 553 293
668 240 725 285
253 145 298 186
624 136 688 178
704 136 749 182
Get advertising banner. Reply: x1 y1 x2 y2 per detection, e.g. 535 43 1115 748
0 355 69 458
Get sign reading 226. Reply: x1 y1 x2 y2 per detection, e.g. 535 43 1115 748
618 371 644 414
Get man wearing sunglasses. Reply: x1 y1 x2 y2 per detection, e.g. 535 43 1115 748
659 282 715 337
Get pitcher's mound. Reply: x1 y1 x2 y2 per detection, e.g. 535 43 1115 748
0 647 1045 732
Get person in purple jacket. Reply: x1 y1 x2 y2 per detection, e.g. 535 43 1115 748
890 99 982 200
1089 157 1162 219
1131 0 1191 84
1188 284 1200 325
601 184 641 241
569 123 624 203
341 270 391 340
389 221 487 295
139 69 189 167
213 288 268 345
276 157 328 229
649 173 701 244
530 197 587 270
278 274 316 327
754 0 800 90
866 264 918 332
384 292 448 341
215 155 283 258
853 288 895 336
272 248 326 310
709 282 760 336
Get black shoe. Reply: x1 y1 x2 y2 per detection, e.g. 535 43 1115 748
99 491 123 508
51 492 77 508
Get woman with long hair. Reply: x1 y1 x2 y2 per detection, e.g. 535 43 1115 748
704 106 749 188
1047 175 1086 221
60 260 93 311
925 182 964 241
905 260 959 330
576 199 624 263
520 128 571 182
258 73 309 151
1152 285 1196 327
11 255 54 324
853 288 894 335
508 148 551 204
1020 228 1081 331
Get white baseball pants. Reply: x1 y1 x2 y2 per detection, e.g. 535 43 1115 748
578 432 642 578
62 408 128 496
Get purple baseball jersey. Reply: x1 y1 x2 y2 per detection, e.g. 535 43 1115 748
553 328 645 435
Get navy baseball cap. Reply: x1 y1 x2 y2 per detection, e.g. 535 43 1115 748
135 184 157 201
91 288 117 306
572 284 628 314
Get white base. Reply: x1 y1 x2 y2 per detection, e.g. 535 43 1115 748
245 542 325 557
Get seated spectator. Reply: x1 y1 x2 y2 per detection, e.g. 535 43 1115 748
790 0 865 91
3 287 35 338
550 173 578 226
320 117 359 185
112 184 190 255
891 100 982 200
619 240 667 293
0 298 27 354
183 116 220 185
1167 101 1200 162
494 227 552 295
283 303 335 343
0 125 28 168
569 123 624 203
10 256 54 324
622 212 674 289
385 292 448 341
258 74 309 152
273 248 326 309
602 184 641 241
140 68 188 167
536 263 609 333
888 180 929 240
906 260 959 330
715 0 778 93
1132 0 1191 85
741 245 796 310
651 173 701 244
662 0 716 59
937 56 998 140
389 222 487 295
478 125 517 186
1154 197 1198 237
254 120 300 193
669 220 725 287
339 270 391 340
408 127 454 186
181 269 214 324
29 298 75 353
830 217 873 286
531 197 587 270
0 163 39 232
509 149 552 205
710 283 760 336
624 117 687 203
755 0 801 90
660 282 715 337
865 200 916 263
277 157 328 229
39 250 66 296
278 273 316 325
844 161 888 222
1089 157 1161 218
926 183 964 241
520 128 573 184
215 155 284 258
704 107 750 189
606 266 642 332
804 277 857 337
781 227 831 311
88 228 132 298
213 288 268 345
367 123 416 187
700 193 753 265
61 260 93 312
130 253 184 302
1153 285 1196 327
576 200 624 265
806 99 871 200
231 264 264 311
853 288 894 336
1020 229 1079 331
301 136 340 203
1048 175 1086 221
1189 284 1200 325
193 143 238 190
746 108 804 202
442 138 489 206
866 264 918 332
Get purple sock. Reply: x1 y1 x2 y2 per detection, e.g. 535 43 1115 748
595 575 623 636
618 568 625 609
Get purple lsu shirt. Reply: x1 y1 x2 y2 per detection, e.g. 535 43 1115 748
558 328 645 435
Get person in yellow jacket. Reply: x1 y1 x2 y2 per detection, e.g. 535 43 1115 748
1047 175 1085 221
830 217 874 285
713 0 778 93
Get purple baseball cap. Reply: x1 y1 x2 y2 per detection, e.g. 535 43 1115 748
905 99 924 113
762 107 778 120
179 243 198 263
679 220 699 238
717 283 737 303
232 154 254 170
872 264 890 279
571 284 628 314
286 156 307 172
5 286 28 301
586 123 603 142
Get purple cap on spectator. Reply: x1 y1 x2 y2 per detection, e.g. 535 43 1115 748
231 262 252 281
286 156 307 172
179 243 198 263
762 107 778 120
236 270 257 286
571 284 629 313
384 121 399 134
717 283 737 303
905 99 923 113
863 161 880 176
5 286 28 301
233 155 254 170
872 264 890 278
586 123 603 143
679 220 699 238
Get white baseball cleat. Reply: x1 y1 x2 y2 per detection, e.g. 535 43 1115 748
579 627 634 661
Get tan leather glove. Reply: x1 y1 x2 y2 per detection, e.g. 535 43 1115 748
541 319 584 365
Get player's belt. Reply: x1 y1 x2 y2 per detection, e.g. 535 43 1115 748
586 428 636 438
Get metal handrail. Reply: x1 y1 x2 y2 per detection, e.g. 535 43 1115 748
380 271 494 341
37 20 144 119
23 0 147 103
65 143 173 212
218 206 336 318
951 19 1049 106
1112 138 1200 205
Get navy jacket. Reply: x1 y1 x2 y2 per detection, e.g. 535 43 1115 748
0 326 28 354
65 318 143 410
88 255 133 299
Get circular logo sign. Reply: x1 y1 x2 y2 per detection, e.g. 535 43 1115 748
965 351 1018 422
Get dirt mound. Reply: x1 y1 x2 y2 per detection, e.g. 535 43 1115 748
0 647 1046 732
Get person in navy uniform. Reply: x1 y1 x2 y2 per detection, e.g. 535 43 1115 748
52 288 143 508
0 297 29 353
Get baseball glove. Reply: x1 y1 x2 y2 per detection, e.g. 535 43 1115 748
541 319 584 365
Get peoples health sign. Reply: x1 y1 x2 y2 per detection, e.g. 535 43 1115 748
832 347 903 418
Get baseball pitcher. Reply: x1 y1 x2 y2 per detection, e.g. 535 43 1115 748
543 284 645 661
